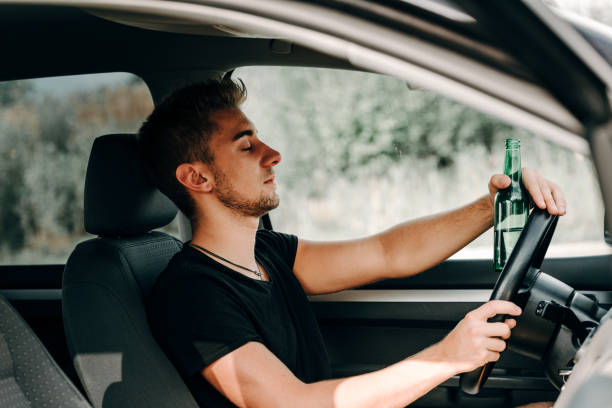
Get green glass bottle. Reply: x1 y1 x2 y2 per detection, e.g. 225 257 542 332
494 139 529 272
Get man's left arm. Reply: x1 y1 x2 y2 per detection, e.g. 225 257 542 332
293 168 566 295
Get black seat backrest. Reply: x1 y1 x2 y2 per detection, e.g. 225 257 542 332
0 294 91 408
63 134 198 408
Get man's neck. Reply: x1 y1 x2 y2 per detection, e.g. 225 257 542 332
190 210 260 271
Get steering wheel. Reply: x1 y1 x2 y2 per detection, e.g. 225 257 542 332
459 208 559 395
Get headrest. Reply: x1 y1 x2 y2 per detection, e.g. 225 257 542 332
84 134 177 236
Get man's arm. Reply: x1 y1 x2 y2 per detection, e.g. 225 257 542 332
294 169 566 295
294 195 492 295
203 300 520 408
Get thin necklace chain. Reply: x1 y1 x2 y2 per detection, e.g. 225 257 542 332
189 242 263 279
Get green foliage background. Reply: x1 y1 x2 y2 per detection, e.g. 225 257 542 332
0 66 606 264
0 79 154 263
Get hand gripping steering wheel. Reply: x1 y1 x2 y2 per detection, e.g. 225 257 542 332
459 208 559 395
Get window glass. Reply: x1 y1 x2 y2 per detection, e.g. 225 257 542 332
236 66 608 258
0 73 164 265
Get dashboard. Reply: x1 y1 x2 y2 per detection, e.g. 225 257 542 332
554 307 612 406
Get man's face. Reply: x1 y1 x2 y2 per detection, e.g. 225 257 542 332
206 107 281 218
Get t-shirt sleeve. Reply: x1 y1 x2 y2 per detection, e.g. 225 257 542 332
257 230 299 270
166 278 262 378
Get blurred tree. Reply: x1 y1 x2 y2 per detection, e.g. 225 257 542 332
38 96 74 153
0 157 26 250
0 81 32 106
0 79 152 259
250 68 521 181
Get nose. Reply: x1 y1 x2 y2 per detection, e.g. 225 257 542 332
261 143 282 168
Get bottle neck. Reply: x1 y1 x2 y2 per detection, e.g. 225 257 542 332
504 148 522 182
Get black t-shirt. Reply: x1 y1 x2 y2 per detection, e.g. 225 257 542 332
148 230 331 407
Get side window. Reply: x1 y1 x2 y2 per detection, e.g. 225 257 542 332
0 73 162 265
236 66 608 258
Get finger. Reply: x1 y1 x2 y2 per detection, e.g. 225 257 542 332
522 169 546 209
490 174 511 190
504 318 517 329
551 185 567 215
485 338 507 352
538 178 559 214
515 402 555 408
471 300 522 320
488 174 510 199
483 322 512 339
484 351 501 363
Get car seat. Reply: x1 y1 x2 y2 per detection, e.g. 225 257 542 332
0 294 91 407
62 134 198 408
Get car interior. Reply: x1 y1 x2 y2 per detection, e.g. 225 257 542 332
2 1 612 407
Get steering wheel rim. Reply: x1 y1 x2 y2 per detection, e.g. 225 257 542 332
459 208 559 395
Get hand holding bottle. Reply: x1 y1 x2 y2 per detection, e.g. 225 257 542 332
487 140 567 272
488 168 566 216
490 166 566 271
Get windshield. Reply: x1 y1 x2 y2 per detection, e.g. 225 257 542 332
545 0 612 28
543 0 612 68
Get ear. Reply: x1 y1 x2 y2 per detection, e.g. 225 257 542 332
176 162 213 193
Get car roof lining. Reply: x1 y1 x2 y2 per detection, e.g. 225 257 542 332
0 1 592 154
0 5 352 82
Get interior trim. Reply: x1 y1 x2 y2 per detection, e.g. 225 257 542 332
2 288 608 306
310 289 491 303
525 0 612 91
310 289 612 304
0 289 62 301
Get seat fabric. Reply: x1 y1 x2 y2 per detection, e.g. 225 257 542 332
0 295 91 408
63 134 198 408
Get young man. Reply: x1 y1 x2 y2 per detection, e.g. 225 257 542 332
140 79 563 408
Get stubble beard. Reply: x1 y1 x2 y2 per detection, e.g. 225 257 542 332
212 166 279 218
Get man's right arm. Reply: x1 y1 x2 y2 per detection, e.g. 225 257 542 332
202 300 521 408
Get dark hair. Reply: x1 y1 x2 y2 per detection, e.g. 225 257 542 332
138 78 247 220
